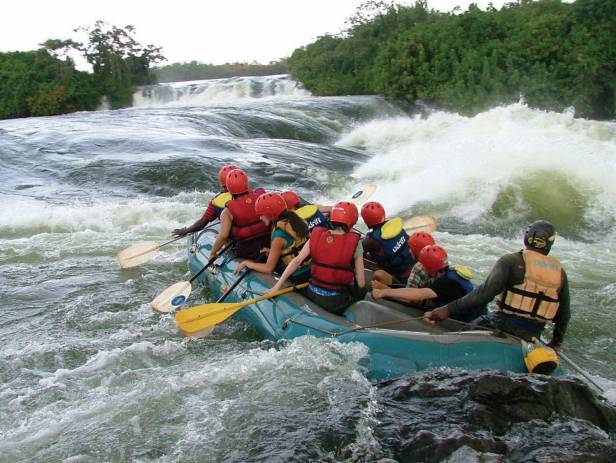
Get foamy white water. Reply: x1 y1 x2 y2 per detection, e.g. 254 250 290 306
1 84 615 461
339 103 616 238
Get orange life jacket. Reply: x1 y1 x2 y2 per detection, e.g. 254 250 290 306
496 249 563 321
309 227 360 291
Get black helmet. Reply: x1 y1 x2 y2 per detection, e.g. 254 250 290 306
524 220 556 254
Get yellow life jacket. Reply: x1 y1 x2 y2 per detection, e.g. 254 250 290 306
212 191 232 209
274 219 309 267
380 216 403 240
497 249 562 321
295 204 317 221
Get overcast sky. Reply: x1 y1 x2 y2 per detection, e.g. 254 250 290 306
1 0 508 65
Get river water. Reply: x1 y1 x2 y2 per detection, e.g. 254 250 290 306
1 75 615 462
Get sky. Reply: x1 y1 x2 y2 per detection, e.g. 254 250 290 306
1 0 508 65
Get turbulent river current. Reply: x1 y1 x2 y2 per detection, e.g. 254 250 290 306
1 75 615 462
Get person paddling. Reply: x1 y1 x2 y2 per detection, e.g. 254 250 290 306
172 164 237 238
373 244 484 322
281 190 332 231
268 201 366 315
234 192 311 283
208 168 270 261
424 220 570 349
361 201 414 286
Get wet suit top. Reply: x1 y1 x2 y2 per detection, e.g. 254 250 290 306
444 251 570 346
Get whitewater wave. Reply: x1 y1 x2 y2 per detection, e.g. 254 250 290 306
133 74 310 108
0 192 208 236
338 103 616 239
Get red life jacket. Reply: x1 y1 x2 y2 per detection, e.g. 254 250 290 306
309 227 361 291
226 188 269 241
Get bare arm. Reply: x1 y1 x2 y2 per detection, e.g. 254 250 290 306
354 253 365 288
268 241 311 293
209 208 232 260
373 286 436 302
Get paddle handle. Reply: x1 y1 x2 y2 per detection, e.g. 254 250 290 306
188 240 234 284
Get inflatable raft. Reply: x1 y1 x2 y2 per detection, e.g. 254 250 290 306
186 227 562 381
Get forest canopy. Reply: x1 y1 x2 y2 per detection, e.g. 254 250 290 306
153 61 287 83
287 0 616 119
0 21 164 119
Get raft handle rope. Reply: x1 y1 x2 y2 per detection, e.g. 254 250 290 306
272 298 340 337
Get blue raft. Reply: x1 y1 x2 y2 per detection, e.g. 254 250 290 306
187 227 561 381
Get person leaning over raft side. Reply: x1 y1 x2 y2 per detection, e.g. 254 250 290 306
281 190 332 231
361 201 415 286
424 220 571 349
372 231 436 293
268 201 367 315
172 164 237 238
208 168 270 261
234 192 311 283
372 244 485 323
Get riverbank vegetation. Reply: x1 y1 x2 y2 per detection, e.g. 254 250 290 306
153 61 287 83
288 0 615 119
0 21 164 119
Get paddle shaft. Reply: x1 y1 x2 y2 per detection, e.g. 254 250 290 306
184 283 309 324
557 351 606 394
216 268 252 302
189 240 234 284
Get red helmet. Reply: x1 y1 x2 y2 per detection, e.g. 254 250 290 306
330 201 359 229
418 244 449 277
281 191 301 210
218 164 238 188
408 231 436 258
225 169 249 195
255 192 287 221
361 201 386 228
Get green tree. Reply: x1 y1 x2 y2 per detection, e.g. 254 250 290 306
288 0 616 120
74 21 165 107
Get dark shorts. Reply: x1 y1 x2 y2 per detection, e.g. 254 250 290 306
471 311 544 341
233 234 271 260
305 284 367 316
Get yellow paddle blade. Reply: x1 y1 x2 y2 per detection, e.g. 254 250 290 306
404 215 438 234
175 283 309 337
175 301 242 324
178 303 244 337
349 182 377 206
150 281 192 313
116 241 160 268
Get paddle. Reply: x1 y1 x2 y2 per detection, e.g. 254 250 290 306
150 240 234 313
534 339 606 395
117 236 186 269
558 351 606 395
178 269 255 337
403 215 438 234
349 182 377 206
176 282 309 337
